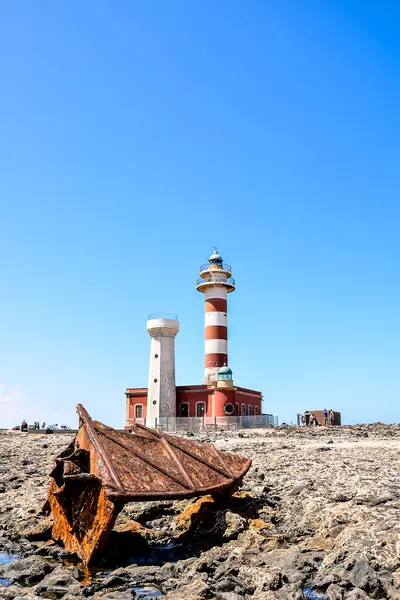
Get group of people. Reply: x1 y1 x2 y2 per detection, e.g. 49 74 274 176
300 408 334 427
20 420 46 432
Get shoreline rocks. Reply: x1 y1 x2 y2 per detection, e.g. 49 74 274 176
1 426 400 598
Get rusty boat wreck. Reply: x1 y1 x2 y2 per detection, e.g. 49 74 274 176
46 404 252 564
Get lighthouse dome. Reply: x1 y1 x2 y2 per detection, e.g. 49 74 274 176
217 366 233 380
208 248 223 268
209 248 222 261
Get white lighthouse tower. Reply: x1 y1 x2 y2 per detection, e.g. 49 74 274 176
146 313 179 427
196 249 235 384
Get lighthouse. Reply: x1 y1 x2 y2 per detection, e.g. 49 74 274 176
196 249 235 384
146 313 179 426
126 250 263 429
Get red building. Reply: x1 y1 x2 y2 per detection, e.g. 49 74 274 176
126 380 262 423
125 250 263 426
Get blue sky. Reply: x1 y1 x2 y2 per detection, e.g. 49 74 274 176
1 1 399 427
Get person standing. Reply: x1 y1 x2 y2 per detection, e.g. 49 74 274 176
329 409 334 426
323 408 328 426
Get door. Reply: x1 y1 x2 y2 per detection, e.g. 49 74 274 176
196 402 205 418
180 403 189 417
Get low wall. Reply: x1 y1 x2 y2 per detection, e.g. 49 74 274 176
126 414 278 432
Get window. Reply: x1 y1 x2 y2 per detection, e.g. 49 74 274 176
224 403 234 415
180 403 189 417
135 404 143 418
235 404 239 416
254 406 259 416
196 402 205 418
248 405 253 416
241 404 246 416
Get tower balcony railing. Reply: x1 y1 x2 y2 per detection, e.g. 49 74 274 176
196 276 235 289
148 312 178 321
199 263 232 276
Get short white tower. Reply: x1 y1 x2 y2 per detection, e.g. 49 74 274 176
146 313 179 427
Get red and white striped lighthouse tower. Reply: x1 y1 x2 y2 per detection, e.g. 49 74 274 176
196 249 235 384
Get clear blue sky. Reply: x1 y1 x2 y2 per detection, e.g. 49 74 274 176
1 1 399 427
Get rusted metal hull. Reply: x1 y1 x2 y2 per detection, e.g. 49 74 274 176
47 404 251 564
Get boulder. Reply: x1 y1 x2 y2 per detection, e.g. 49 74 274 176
35 565 83 598
25 517 53 541
0 555 54 584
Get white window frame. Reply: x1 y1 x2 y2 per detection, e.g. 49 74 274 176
224 403 235 415
135 403 143 419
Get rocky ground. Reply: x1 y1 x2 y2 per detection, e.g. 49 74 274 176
1 424 400 599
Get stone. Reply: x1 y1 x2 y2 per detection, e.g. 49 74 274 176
2 425 400 598
0 555 54 583
326 583 344 599
35 565 83 598
223 510 246 538
349 560 383 596
25 517 53 541
344 589 371 599
101 570 133 589
100 591 137 599
99 520 149 561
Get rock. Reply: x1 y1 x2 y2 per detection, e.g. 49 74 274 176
2 426 400 598
35 565 83 598
331 492 352 502
172 496 215 537
326 583 344 599
223 510 246 538
100 520 149 561
0 555 54 583
100 591 137 599
163 575 210 598
101 570 133 589
349 560 383 596
344 589 371 599
25 517 53 541
33 540 71 560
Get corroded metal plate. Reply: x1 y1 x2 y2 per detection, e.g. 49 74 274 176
47 404 251 564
